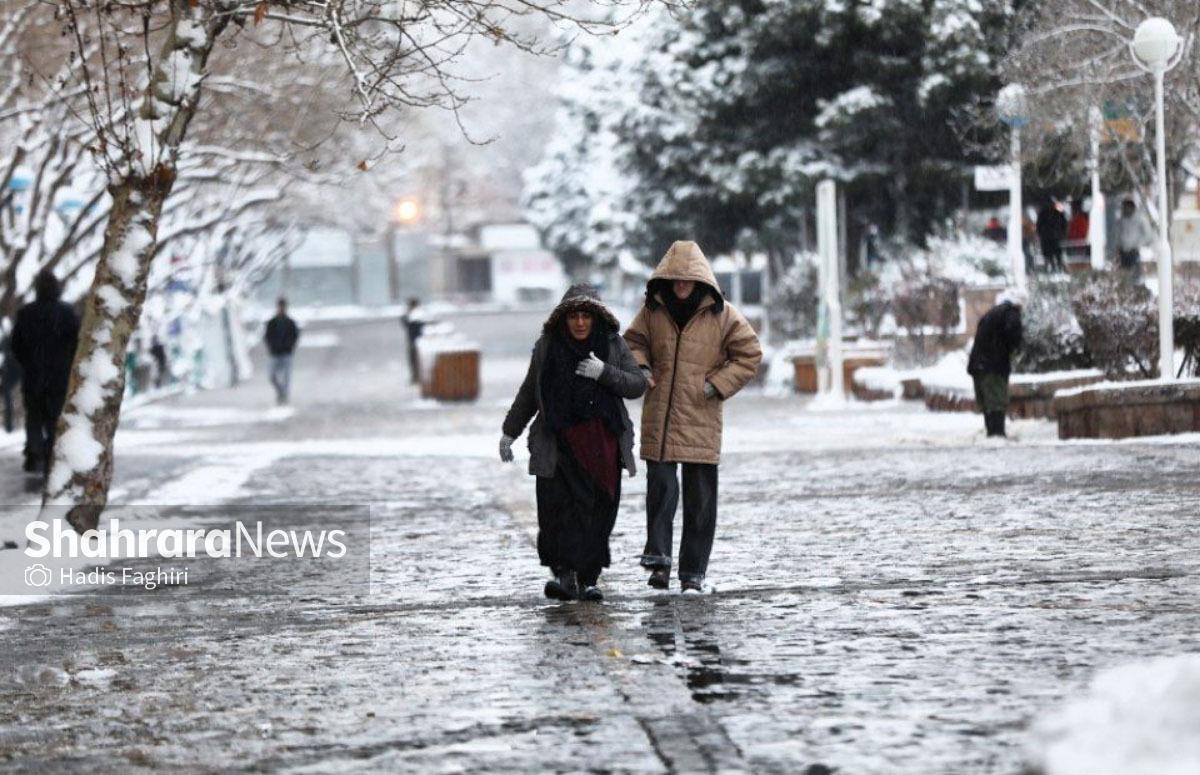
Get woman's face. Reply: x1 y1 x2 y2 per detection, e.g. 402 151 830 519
672 280 696 300
566 310 594 341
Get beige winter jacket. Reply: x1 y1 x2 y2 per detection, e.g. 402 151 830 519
624 241 763 465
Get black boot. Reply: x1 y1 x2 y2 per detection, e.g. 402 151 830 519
579 585 604 602
994 412 1007 438
648 567 670 590
985 411 1006 438
544 569 579 601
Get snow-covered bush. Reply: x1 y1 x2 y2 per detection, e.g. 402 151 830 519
1070 272 1157 380
1014 280 1092 374
848 271 890 339
878 230 1009 291
873 230 1010 365
769 253 819 339
889 274 961 366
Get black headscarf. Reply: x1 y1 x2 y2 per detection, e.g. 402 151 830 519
540 317 624 437
655 280 710 331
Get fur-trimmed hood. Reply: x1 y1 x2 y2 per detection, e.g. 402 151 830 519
542 283 621 333
645 241 724 313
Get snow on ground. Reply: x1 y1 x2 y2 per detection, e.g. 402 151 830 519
1029 654 1200 775
296 331 340 349
121 404 294 430
912 349 972 394
3 315 1200 772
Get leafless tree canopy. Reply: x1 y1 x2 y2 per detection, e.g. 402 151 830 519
1002 0 1200 207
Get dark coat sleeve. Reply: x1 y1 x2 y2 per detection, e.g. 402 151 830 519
598 335 648 400
502 341 541 439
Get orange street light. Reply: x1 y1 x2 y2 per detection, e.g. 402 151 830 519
393 196 420 225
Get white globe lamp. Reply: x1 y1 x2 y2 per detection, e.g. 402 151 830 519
1132 18 1181 71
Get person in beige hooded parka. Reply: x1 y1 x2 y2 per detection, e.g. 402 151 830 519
624 241 762 592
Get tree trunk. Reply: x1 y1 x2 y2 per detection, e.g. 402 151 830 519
43 1 221 532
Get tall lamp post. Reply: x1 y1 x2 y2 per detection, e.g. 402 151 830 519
1130 17 1183 380
387 196 421 303
997 84 1029 290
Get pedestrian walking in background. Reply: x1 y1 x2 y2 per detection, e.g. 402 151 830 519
624 241 763 594
401 297 426 386
1036 197 1067 273
967 289 1025 439
11 270 80 474
1115 199 1150 276
264 298 299 405
500 284 646 602
150 335 169 389
0 333 21 434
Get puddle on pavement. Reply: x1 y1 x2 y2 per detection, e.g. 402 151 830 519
644 598 803 704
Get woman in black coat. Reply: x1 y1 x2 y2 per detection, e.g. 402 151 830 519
500 284 647 601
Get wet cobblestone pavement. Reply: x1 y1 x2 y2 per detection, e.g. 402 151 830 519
1 316 1198 773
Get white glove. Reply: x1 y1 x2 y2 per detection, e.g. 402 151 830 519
499 434 515 463
704 382 719 400
575 352 605 381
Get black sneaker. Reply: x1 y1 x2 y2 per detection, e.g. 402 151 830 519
680 578 705 595
544 570 579 601
579 585 604 602
648 568 669 590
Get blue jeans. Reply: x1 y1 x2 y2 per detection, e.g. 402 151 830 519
269 354 293 404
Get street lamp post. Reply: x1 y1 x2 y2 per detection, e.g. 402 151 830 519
1131 17 1183 380
997 84 1029 290
387 196 421 304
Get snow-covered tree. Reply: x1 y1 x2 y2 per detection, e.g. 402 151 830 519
1003 0 1200 225
522 22 649 274
610 0 1017 262
46 0 650 532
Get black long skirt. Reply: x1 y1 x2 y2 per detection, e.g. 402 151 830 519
535 442 620 587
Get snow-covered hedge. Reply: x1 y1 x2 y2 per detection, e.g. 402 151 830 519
1014 280 1092 374
1069 272 1158 380
877 231 1009 290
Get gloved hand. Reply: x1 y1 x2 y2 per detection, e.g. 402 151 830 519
499 434 515 463
575 352 605 381
704 381 719 400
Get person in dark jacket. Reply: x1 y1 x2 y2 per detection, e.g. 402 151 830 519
1036 198 1068 273
264 298 299 405
401 297 426 385
11 270 80 473
967 289 1026 438
500 284 647 602
149 335 169 389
